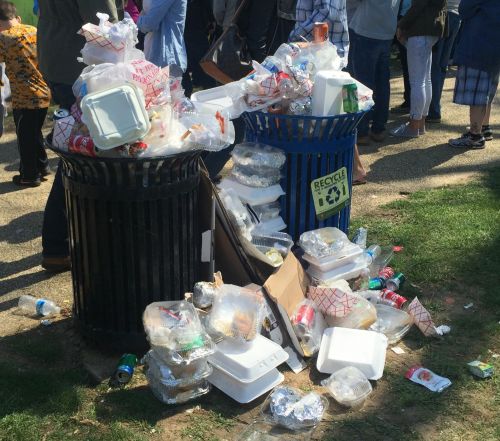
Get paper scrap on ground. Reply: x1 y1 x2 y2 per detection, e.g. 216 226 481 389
391 346 405 355
435 325 451 336
464 302 474 309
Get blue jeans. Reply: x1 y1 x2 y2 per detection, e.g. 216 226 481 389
350 31 392 136
42 82 75 258
428 12 461 119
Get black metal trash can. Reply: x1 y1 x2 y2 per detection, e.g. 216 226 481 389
54 149 202 352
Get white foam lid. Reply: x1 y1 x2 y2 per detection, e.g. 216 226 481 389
81 83 151 150
303 243 364 272
307 258 367 283
208 334 289 383
316 327 388 380
208 366 284 403
218 178 285 206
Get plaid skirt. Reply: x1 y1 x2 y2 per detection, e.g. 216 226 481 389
453 65 499 106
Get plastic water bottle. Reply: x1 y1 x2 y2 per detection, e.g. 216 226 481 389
18 295 61 316
364 245 381 264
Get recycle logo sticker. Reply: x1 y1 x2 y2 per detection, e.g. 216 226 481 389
310 167 350 220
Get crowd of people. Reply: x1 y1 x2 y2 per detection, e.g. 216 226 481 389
0 0 498 272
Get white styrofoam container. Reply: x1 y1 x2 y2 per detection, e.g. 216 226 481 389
302 243 364 273
81 83 151 150
316 327 388 380
312 70 354 116
218 178 285 206
208 334 289 383
208 366 284 403
307 257 367 283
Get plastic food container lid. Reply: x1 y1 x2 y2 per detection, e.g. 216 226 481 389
252 216 287 234
208 366 284 403
369 304 413 345
316 327 388 380
208 334 289 383
81 83 151 150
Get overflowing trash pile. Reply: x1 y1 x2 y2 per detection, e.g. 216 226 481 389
193 26 374 118
52 13 234 158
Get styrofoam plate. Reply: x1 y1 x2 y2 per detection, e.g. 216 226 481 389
209 366 284 403
307 257 367 284
302 244 364 272
316 327 388 380
208 334 289 383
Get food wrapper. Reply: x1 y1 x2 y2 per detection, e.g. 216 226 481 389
407 297 438 337
307 286 377 329
53 115 75 149
192 272 224 309
79 22 125 52
467 360 494 379
405 365 451 392
262 386 327 430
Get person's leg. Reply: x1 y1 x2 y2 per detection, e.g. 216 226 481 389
392 37 411 111
41 82 75 270
469 106 487 135
12 109 42 185
353 144 367 184
35 108 49 174
407 36 430 131
371 39 392 138
428 12 461 121
421 36 438 131
243 0 278 62
351 32 378 141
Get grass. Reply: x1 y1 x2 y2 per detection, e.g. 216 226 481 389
14 0 38 26
1 169 499 440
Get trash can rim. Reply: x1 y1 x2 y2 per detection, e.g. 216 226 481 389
47 143 202 164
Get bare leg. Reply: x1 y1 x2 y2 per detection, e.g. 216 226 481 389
469 105 487 135
353 144 367 182
483 104 492 126
409 118 421 132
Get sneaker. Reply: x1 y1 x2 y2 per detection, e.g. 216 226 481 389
482 125 493 141
390 103 410 114
12 175 41 187
448 132 485 149
390 123 419 138
42 256 71 273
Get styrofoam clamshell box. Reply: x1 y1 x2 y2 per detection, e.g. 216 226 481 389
208 366 284 403
316 327 388 380
208 334 289 383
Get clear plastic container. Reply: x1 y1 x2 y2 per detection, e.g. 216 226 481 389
261 386 328 430
302 243 364 272
298 227 351 259
231 142 286 170
231 164 282 188
252 217 287 234
290 300 326 357
208 334 289 383
207 284 265 341
369 304 412 345
316 327 388 380
142 350 212 386
251 231 293 257
150 332 215 366
321 366 372 407
250 201 281 222
146 370 211 404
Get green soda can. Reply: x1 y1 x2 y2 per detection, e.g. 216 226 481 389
342 83 359 113
113 354 138 385
385 272 406 292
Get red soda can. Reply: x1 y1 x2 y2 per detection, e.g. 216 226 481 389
380 289 408 309
292 303 315 337
69 135 96 157
379 267 395 280
313 22 329 43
